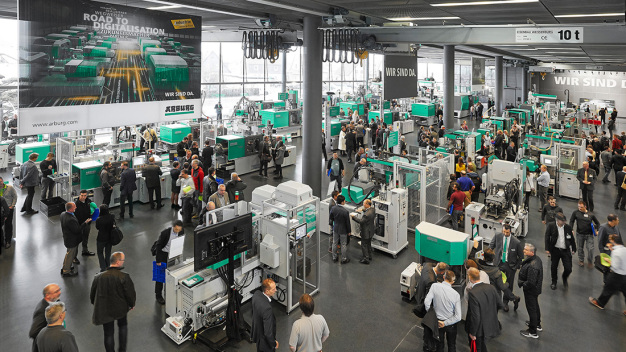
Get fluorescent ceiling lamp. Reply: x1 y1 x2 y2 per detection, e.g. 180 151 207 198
535 47 579 50
492 45 528 47
147 5 182 10
432 0 538 7
510 48 538 51
143 0 258 18
244 0 329 16
388 17 460 21
555 13 624 18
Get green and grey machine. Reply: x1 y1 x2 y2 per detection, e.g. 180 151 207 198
556 138 586 199
411 103 436 126
506 108 532 127
454 94 471 119
72 160 103 190
16 142 50 165
259 109 289 128
368 110 393 125
415 222 470 265
160 124 192 144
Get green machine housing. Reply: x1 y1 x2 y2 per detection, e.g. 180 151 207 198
411 103 436 117
260 109 289 128
339 101 365 115
453 130 482 152
72 161 103 190
482 116 513 132
507 108 531 126
368 110 393 125
322 119 342 136
415 222 469 266
160 124 192 144
16 142 50 164
216 135 245 160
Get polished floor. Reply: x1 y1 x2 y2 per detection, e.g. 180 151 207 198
1 118 625 352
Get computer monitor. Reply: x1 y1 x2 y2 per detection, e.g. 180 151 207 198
294 223 307 241
194 213 253 272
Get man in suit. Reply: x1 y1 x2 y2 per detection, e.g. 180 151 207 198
251 278 278 352
489 224 524 310
29 284 62 352
35 302 79 352
60 202 92 277
351 199 375 264
258 136 271 178
506 141 517 162
154 220 185 304
20 152 40 214
518 243 543 339
119 162 137 220
465 267 504 352
545 212 577 290
576 161 597 211
615 166 626 210
201 140 213 176
74 190 95 256
345 128 357 163
142 157 163 209
209 184 230 209
329 195 351 264
100 162 115 207
414 262 447 352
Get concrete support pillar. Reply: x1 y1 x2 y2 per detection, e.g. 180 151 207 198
302 16 323 197
443 45 455 128
365 56 370 91
281 50 287 94
495 56 504 115
521 67 529 104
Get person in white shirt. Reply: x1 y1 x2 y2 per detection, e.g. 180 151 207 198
289 294 329 352
536 165 551 211
425 270 462 352
589 234 626 316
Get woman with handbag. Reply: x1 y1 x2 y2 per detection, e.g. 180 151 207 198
95 204 115 272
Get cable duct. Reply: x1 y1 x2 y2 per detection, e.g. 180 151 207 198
242 30 281 62
322 29 362 64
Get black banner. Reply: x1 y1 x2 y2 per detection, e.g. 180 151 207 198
383 55 417 100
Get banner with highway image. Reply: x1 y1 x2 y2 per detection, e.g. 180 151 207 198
18 0 201 134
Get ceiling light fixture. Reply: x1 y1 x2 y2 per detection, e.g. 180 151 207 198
147 5 182 10
143 0 258 18
244 0 329 16
431 0 539 7
555 13 624 18
388 17 460 21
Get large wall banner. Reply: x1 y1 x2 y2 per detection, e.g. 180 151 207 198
471 57 485 90
18 0 202 135
383 55 417 100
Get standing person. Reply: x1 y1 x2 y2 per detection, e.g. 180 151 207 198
90 252 136 352
273 136 285 180
338 126 347 156
153 220 185 304
490 224 524 310
327 191 339 253
612 149 626 184
169 161 181 209
251 278 278 352
40 153 57 200
74 190 95 256
329 195 351 264
176 169 195 225
599 107 606 125
478 249 520 313
494 131 504 159
0 176 17 249
351 199 375 264
536 165 550 212
326 153 345 191
476 102 484 120
577 161 597 212
142 127 153 150
524 168 535 211
506 141 517 162
288 294 330 352
20 152 39 214
215 101 223 121
589 234 626 316
203 167 218 207
95 205 115 272
545 212 576 290
209 184 230 209
60 202 91 277
29 284 62 352
201 140 213 176
118 162 136 220
356 120 365 149
465 267 503 352
608 118 616 140
35 302 79 352
225 173 247 202
610 107 618 121
570 200 600 268
615 166 626 210
176 137 188 160
518 243 544 339
100 162 115 207
601 145 613 183
541 196 563 225
456 171 475 208
598 214 622 255
259 136 271 178
447 182 465 231
142 157 163 210
424 270 461 352
345 128 357 163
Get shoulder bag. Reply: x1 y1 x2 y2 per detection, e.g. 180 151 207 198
110 218 124 246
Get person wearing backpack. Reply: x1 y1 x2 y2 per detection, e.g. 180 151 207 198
95 204 115 272
153 220 185 304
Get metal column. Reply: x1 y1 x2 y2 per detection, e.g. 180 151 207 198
365 56 370 90
302 16 323 197
521 67 529 104
443 45 455 128
281 49 287 93
495 56 503 115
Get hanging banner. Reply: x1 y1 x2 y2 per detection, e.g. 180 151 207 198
18 0 202 135
383 55 417 100
471 57 486 90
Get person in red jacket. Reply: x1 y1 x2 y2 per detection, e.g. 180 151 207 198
190 160 204 218
612 134 623 151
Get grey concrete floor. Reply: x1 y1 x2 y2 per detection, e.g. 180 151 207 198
1 118 625 351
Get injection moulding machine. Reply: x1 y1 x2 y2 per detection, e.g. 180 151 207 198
214 134 296 176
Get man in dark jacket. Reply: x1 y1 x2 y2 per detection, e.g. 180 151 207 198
35 302 79 352
60 202 92 277
201 140 213 176
506 141 517 162
142 157 163 209
545 212 576 290
251 278 278 352
576 161 597 211
615 166 626 210
326 153 345 191
273 136 285 180
203 167 218 206
329 195 351 264
225 172 247 202
74 190 95 256
541 196 562 225
489 224 523 310
345 129 357 163
90 251 136 352
29 284 62 352
154 220 185 304
518 243 543 339
351 199 375 264
414 262 447 352
259 136 271 178
20 152 40 214
612 149 626 184
465 267 504 352
40 153 57 200
119 162 137 220
478 248 520 313
494 131 504 159
100 162 115 206
176 137 188 159
570 200 600 267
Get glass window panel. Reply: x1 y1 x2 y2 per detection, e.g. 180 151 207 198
344 63 354 81
430 63 444 82
330 62 342 81
286 48 301 82
328 82 342 94
201 42 220 83
418 62 428 80
244 83 264 101
219 84 243 117
245 56 264 82
322 61 330 81
201 85 220 118
222 43 243 82
354 60 364 83
266 56 282 82
265 83 283 101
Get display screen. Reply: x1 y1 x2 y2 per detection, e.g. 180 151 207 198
294 222 307 241
193 213 253 272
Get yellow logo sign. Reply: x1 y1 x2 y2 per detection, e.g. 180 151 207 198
171 19 195 29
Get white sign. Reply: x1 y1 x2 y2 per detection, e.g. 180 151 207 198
515 27 583 43
168 235 185 259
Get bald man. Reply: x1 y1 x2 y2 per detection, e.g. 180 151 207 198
577 161 597 211
30 284 62 352
142 156 163 209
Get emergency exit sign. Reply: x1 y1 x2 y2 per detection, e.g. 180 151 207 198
515 27 583 43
